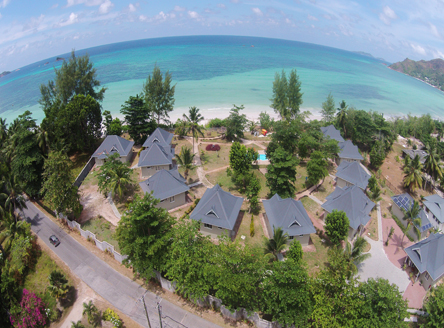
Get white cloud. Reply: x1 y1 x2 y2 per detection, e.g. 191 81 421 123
98 0 113 14
231 0 240 3
0 0 10 8
0 12 2 19
379 6 397 25
252 7 263 16
174 5 185 12
66 0 104 7
411 43 426 56
429 23 441 38
51 3 59 9
58 12 79 27
307 14 318 21
188 10 199 19
432 50 444 59
217 3 226 9
128 3 136 12
139 14 147 22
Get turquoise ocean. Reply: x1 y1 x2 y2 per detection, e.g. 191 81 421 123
1 35 444 123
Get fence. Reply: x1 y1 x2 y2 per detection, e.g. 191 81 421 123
381 175 402 195
73 157 96 188
59 213 128 264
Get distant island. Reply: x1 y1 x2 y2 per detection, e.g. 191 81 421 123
389 58 444 92
0 71 11 78
352 51 387 62
56 57 65 61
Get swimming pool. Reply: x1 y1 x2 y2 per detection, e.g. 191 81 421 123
258 154 267 161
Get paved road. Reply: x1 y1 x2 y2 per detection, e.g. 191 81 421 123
23 201 221 328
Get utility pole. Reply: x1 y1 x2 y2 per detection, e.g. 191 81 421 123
142 296 152 328
157 301 163 328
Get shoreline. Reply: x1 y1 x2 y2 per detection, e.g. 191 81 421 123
387 66 444 93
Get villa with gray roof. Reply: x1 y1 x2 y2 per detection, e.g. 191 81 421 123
423 194 444 231
92 135 134 166
143 127 174 154
391 193 436 241
335 161 371 190
263 194 316 246
138 143 174 177
336 140 363 165
320 125 344 143
139 169 189 210
405 233 444 290
322 185 375 240
190 184 243 239
402 148 428 164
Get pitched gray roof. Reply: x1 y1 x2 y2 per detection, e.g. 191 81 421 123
338 140 363 160
405 233 444 281
190 184 243 230
263 194 316 236
142 127 174 148
320 125 345 143
322 185 375 230
402 149 428 164
336 161 371 190
423 194 444 224
92 135 134 159
391 193 436 233
139 168 189 200
138 143 174 167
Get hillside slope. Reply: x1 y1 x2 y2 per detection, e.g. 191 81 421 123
389 58 444 91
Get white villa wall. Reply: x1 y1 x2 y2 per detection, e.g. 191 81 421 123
95 153 131 167
141 164 171 177
200 222 232 239
336 157 361 166
288 234 310 247
156 192 187 211
336 177 354 189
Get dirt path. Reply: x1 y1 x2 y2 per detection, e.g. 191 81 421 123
78 184 120 226
60 281 96 328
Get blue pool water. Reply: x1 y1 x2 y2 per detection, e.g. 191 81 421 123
258 154 267 161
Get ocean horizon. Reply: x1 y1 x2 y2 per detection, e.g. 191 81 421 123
1 35 444 123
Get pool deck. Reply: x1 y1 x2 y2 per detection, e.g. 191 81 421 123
256 149 270 165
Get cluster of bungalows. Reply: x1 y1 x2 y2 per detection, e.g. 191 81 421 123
320 125 375 240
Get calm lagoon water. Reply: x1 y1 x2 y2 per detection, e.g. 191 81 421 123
1 35 444 123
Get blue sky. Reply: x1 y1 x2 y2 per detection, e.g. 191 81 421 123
1 0 444 71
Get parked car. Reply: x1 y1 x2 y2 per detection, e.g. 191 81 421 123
49 235 60 247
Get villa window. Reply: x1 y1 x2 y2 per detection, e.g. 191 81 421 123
170 196 175 202
204 223 212 229
218 227 223 230
160 199 165 203
289 236 294 240
425 272 431 280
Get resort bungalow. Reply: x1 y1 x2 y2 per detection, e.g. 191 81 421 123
190 184 243 239
92 135 134 166
335 161 371 190
143 127 175 156
262 194 316 247
139 169 189 211
404 233 444 290
423 194 444 231
320 125 345 143
322 185 375 240
138 143 174 177
391 193 436 241
337 140 363 165
402 148 428 164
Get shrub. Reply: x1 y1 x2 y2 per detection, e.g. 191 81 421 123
205 144 221 151
10 289 47 328
102 308 122 328
250 215 255 237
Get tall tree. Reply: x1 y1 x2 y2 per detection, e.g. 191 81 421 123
175 146 195 178
0 175 27 219
336 100 348 136
143 64 176 125
266 146 298 198
245 174 261 213
115 193 175 279
306 150 329 189
264 227 288 261
183 106 205 153
424 141 442 189
403 155 423 192
103 110 123 136
344 236 371 278
229 142 258 190
270 69 303 120
258 111 274 131
225 105 248 141
401 200 421 246
39 50 106 109
97 153 134 201
41 151 82 219
424 284 444 328
120 94 155 145
268 119 301 155
325 210 349 245
48 270 69 300
321 92 336 123
286 240 303 262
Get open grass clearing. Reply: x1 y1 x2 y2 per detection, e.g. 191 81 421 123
294 163 308 193
300 197 322 217
365 208 379 241
81 215 120 252
235 206 266 248
311 175 335 202
304 232 330 276
199 143 231 171
178 166 199 184
173 138 193 153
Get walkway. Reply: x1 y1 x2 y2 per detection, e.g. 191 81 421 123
23 200 221 328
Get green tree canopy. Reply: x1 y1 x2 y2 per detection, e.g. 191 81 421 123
175 146 195 178
424 284 444 328
264 226 288 262
321 92 336 123
306 150 329 189
183 106 205 153
120 94 155 145
270 69 303 120
266 146 298 198
267 119 301 156
225 105 248 141
286 240 303 262
258 111 274 131
97 153 134 201
115 193 175 279
325 210 349 245
143 64 176 125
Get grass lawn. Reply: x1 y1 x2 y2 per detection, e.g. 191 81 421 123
300 197 322 217
82 216 120 252
235 209 266 248
312 175 335 202
81 169 99 188
178 166 199 184
173 138 193 153
304 233 331 276
242 134 272 142
366 209 379 241
199 143 231 171
24 250 75 318
294 163 308 193
206 168 270 199
70 151 94 178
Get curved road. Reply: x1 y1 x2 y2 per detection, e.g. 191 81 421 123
23 200 221 328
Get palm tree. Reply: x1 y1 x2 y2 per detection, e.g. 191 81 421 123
403 155 423 192
401 200 421 247
82 301 98 325
183 106 205 153
71 321 85 328
174 118 188 139
248 120 257 135
48 270 69 299
0 118 7 143
0 174 27 222
108 164 134 200
264 226 288 261
175 146 195 178
424 142 442 190
344 236 371 278
336 100 348 137
0 213 27 253
403 155 411 169
36 127 50 155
